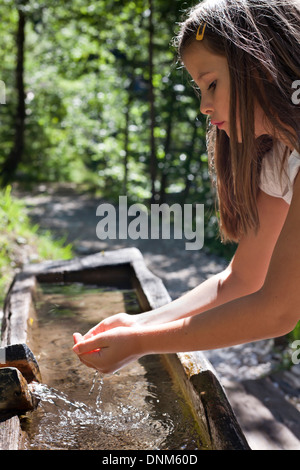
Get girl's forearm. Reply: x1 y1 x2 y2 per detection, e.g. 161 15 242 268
137 289 294 356
137 265 258 327
73 283 297 375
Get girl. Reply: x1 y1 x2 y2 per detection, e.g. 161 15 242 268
73 0 300 375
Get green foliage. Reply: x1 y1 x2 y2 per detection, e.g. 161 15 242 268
0 0 223 250
0 185 73 305
289 321 300 342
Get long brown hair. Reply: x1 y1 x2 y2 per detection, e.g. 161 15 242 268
175 0 300 243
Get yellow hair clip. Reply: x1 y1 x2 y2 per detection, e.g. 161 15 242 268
196 22 207 41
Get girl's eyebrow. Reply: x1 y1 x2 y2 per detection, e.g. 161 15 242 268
197 71 213 80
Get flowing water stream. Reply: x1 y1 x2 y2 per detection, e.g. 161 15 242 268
24 283 206 450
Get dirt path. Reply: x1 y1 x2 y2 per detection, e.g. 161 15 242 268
15 183 300 450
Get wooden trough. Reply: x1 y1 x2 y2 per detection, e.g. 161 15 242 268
0 247 250 450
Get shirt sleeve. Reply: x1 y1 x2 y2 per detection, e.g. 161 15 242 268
259 143 300 204
286 150 300 204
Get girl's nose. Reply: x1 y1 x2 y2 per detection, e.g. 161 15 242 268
200 98 214 116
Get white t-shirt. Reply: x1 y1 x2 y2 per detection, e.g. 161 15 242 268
259 141 300 204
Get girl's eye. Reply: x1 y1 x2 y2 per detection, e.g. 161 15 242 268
208 80 217 91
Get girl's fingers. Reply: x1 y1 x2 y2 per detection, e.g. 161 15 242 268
78 321 107 341
73 332 83 344
82 326 102 340
73 335 104 356
78 352 100 369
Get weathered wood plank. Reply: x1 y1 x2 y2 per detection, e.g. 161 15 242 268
0 344 42 383
1 274 36 347
0 367 39 414
0 247 250 450
0 416 24 450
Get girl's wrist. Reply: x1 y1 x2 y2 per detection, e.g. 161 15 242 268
134 310 159 327
134 325 159 357
135 303 179 328
134 320 184 357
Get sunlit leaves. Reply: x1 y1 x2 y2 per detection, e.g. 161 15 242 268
0 0 223 249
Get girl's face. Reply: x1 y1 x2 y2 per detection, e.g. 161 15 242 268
183 41 268 142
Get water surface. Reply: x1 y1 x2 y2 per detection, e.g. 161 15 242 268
24 283 205 450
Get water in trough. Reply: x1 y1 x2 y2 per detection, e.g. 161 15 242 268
24 282 206 450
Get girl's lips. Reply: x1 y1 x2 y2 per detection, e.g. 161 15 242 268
211 120 225 129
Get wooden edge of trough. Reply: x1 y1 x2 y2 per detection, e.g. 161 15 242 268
0 247 250 451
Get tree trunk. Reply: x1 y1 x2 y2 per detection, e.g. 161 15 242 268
183 123 202 203
148 0 157 205
123 95 132 195
1 7 26 186
159 99 174 204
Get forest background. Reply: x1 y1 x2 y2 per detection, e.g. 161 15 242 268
0 0 299 346
1 0 221 239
